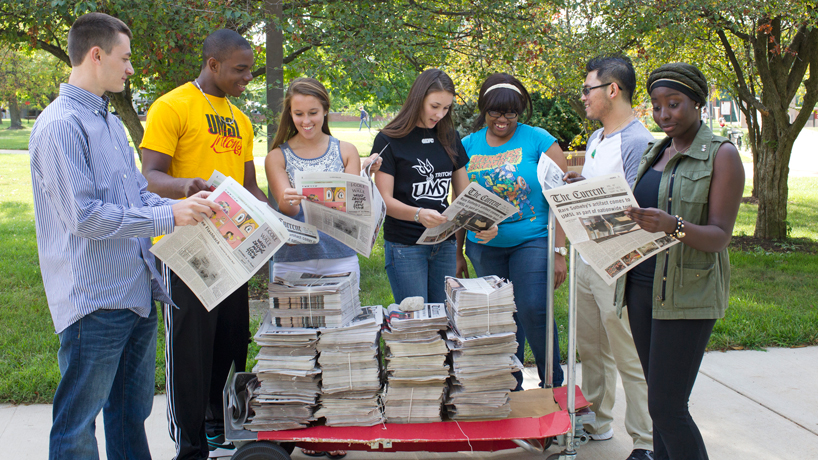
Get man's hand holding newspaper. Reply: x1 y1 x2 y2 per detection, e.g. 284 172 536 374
151 176 291 311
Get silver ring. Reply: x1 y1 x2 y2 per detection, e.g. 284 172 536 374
289 199 294 206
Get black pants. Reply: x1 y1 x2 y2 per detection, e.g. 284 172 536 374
164 268 249 460
626 279 715 460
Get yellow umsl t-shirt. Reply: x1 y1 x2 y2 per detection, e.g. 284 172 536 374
140 82 254 198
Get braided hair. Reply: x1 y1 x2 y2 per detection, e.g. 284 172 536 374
646 63 708 106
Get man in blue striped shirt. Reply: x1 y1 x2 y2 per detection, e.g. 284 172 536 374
29 13 220 460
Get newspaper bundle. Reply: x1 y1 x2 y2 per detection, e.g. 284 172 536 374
295 169 386 257
244 312 321 431
207 170 319 245
314 305 385 426
443 276 521 421
151 176 289 311
416 182 518 245
543 174 680 284
382 303 449 423
267 272 360 328
444 276 517 337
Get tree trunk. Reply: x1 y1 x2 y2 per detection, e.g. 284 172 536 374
7 96 23 130
266 0 284 152
106 90 144 161
753 115 795 239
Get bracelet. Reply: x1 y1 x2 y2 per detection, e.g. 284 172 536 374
414 207 424 223
672 215 686 239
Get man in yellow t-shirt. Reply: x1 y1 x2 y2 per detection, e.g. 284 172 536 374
140 29 267 460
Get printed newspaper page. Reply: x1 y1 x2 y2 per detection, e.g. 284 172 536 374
294 170 386 258
543 174 679 284
416 182 518 245
151 176 290 311
207 171 319 245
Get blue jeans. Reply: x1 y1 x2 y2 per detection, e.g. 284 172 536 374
50 306 157 460
466 237 564 389
359 118 370 130
384 239 456 303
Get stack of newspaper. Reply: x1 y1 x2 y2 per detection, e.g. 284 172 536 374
243 311 321 431
314 306 385 426
445 275 516 337
444 276 522 420
267 272 360 328
382 303 449 423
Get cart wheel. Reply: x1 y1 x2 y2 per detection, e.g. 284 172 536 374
232 441 292 460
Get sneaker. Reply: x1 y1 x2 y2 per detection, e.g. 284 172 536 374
206 433 235 457
626 449 654 460
588 427 614 441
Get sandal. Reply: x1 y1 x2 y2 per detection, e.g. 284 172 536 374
299 450 347 459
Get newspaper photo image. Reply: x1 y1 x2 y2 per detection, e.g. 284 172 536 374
543 174 679 285
206 170 319 246
294 170 386 258
151 176 290 310
416 182 517 245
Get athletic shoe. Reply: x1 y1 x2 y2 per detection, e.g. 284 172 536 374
588 427 614 441
207 433 235 456
626 449 654 460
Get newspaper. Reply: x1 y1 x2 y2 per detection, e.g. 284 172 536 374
416 182 518 245
207 171 319 245
536 151 567 191
543 174 680 285
294 169 386 257
151 176 290 311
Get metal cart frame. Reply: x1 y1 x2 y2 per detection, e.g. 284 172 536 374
224 214 589 459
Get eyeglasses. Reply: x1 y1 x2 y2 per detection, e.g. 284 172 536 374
581 82 613 96
487 111 519 119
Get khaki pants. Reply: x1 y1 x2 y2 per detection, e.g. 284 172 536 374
576 257 653 451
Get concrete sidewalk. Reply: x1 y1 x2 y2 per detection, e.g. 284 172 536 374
1 346 816 459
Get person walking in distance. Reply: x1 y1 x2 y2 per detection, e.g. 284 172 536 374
359 106 371 131
564 55 655 460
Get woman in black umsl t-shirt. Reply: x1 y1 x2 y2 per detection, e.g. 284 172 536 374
372 69 496 303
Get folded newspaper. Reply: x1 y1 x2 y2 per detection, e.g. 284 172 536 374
267 272 360 328
295 169 386 257
151 176 289 311
383 303 449 423
543 174 680 284
244 312 321 431
315 305 385 426
443 276 521 421
207 170 319 245
416 182 517 245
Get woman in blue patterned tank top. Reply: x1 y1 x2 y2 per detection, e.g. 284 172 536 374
265 78 362 287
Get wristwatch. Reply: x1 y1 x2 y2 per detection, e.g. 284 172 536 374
414 207 424 223
554 247 568 257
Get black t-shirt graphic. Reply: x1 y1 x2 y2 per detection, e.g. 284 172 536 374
373 127 469 245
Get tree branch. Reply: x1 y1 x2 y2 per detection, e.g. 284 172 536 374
252 43 314 77
716 28 768 116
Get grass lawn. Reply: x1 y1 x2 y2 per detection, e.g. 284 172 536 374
2 143 817 403
0 119 35 150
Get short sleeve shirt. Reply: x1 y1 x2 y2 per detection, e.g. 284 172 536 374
374 127 469 245
139 82 254 198
462 124 557 247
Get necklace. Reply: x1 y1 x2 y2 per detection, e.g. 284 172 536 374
193 79 236 126
602 115 634 139
670 139 691 155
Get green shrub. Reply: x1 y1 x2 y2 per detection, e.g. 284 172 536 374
645 117 664 132
529 93 585 149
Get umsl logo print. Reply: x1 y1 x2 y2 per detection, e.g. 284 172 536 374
206 114 243 155
411 158 450 204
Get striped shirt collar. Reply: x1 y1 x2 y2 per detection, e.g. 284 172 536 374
59 83 110 116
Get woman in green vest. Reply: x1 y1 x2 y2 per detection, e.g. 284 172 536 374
619 63 744 459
